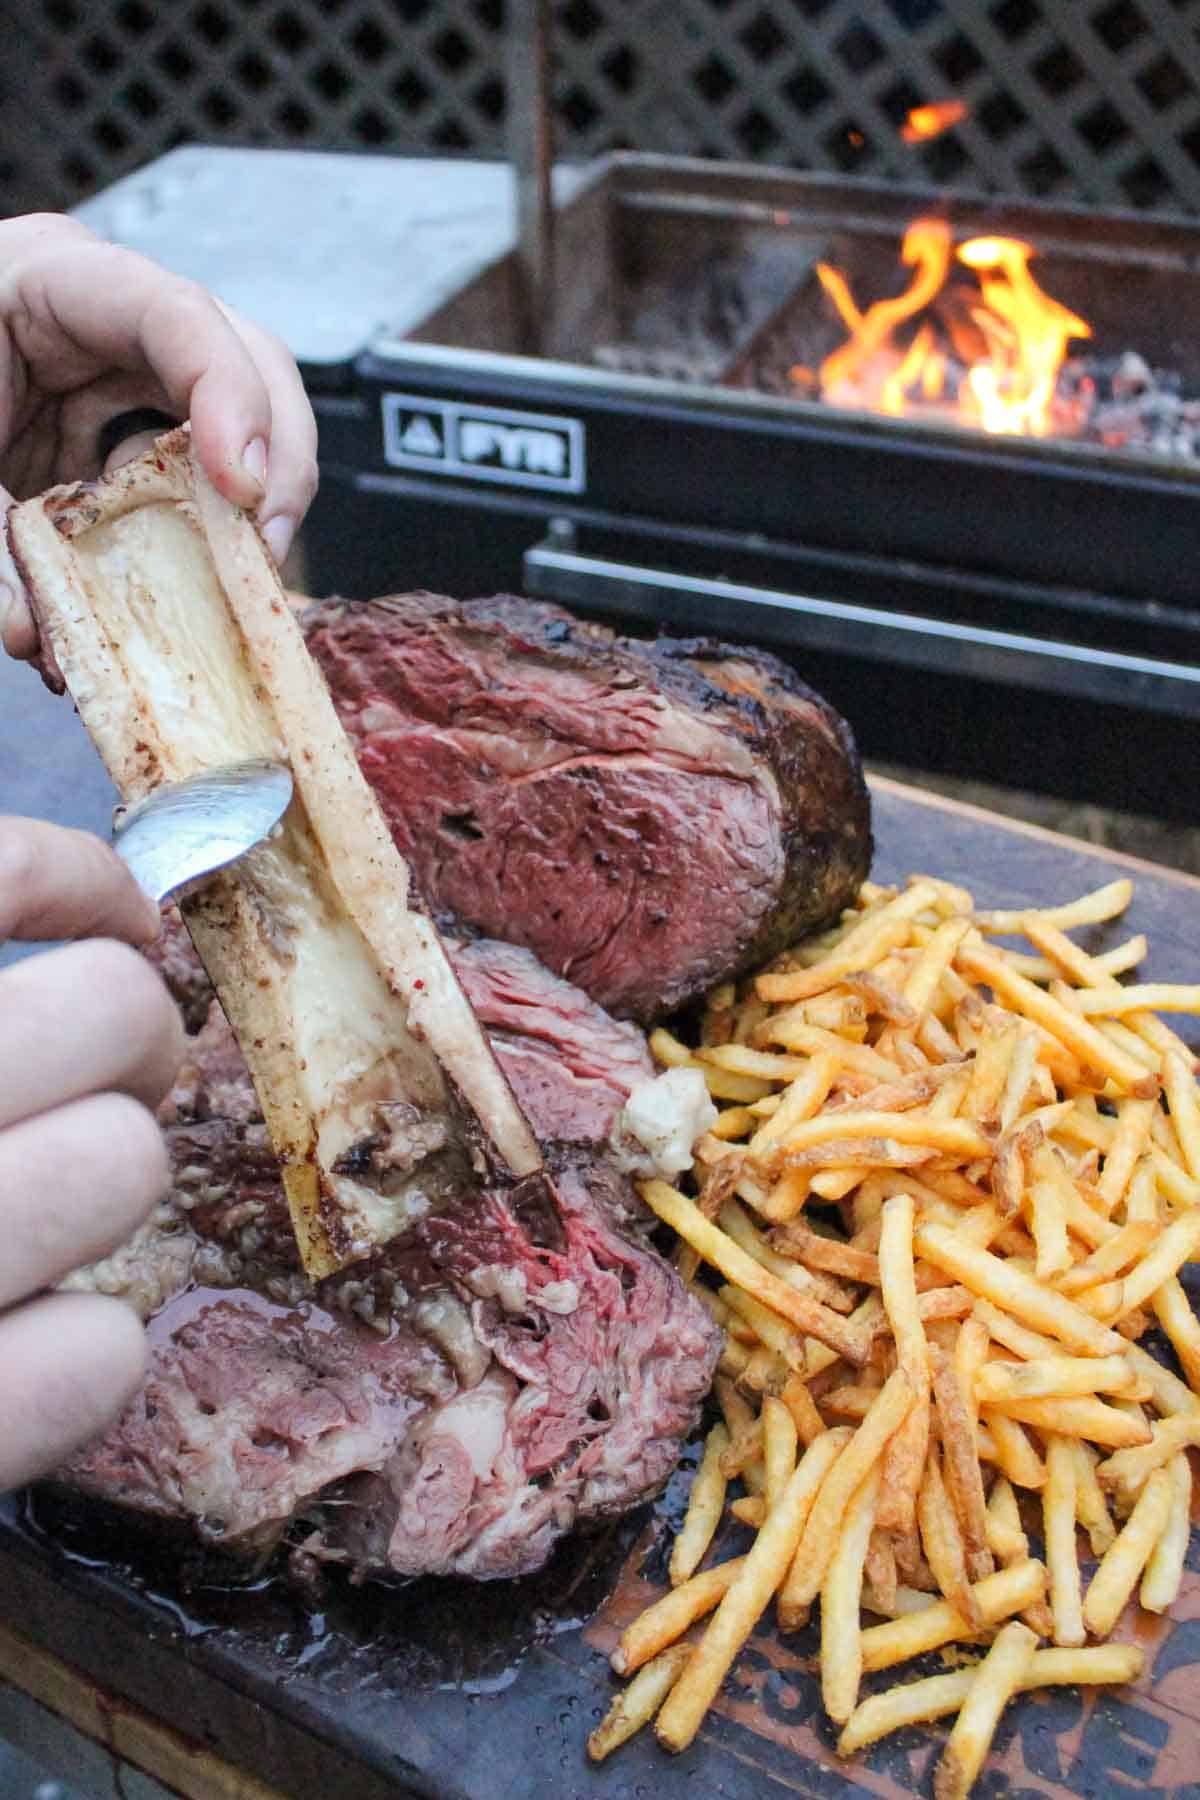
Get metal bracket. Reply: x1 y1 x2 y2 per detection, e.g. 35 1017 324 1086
525 525 1200 720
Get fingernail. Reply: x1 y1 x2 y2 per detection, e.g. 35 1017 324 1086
138 893 163 944
261 514 293 567
241 436 268 488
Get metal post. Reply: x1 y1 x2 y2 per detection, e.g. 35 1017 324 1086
507 0 555 354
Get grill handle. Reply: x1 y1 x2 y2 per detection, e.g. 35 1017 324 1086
524 526 1200 721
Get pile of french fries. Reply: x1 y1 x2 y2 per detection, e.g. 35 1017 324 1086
588 872 1200 1798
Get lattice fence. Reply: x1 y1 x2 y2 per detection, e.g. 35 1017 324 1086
4 0 1200 217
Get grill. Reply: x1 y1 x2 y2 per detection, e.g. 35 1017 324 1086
301 150 1200 822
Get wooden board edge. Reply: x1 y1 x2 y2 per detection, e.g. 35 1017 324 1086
866 772 1200 895
0 1622 290 1800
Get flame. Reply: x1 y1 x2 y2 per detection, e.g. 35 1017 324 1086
810 217 1092 438
901 100 968 143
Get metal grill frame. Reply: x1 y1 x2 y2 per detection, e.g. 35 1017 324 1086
5 0 1200 219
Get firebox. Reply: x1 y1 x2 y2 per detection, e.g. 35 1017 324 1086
303 154 1200 823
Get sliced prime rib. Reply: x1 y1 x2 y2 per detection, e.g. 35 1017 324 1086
303 593 872 1021
58 931 714 1582
63 1159 714 1582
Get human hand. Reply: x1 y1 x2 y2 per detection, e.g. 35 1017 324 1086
0 211 318 659
0 818 184 1489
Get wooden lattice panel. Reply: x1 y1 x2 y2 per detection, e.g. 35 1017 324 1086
4 0 1200 216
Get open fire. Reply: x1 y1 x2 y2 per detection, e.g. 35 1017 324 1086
799 218 1092 438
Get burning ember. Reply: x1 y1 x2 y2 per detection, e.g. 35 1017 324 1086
900 100 967 144
806 217 1093 438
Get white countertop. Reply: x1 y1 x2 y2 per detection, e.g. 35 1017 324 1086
75 145 586 366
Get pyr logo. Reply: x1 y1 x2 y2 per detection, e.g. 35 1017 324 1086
382 394 585 494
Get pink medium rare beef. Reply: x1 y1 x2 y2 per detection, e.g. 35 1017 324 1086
303 593 872 1021
58 927 713 1582
62 1153 717 1581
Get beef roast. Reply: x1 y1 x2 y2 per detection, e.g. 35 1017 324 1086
303 594 871 1020
59 932 715 1582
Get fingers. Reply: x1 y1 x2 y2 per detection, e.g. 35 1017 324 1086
0 1091 168 1310
212 303 319 566
0 817 161 945
0 215 319 552
0 474 37 658
0 1291 146 1489
0 938 184 1129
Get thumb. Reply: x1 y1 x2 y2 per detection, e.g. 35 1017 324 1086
0 483 39 662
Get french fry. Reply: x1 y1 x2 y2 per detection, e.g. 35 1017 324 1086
1140 1453 1192 1613
912 1223 1126 1357
769 1223 881 1285
588 1643 693 1762
1083 1466 1174 1636
934 1620 1038 1800
1122 1340 1200 1420
821 1465 881 1723
1152 1278 1200 1394
720 1284 808 1376
1054 1222 1157 1299
918 1447 979 1627
865 1530 898 1615
981 1410 1047 1490
860 1559 1046 1673
1044 1437 1085 1647
654 1429 851 1751
709 1105 758 1141
839 1643 1143 1757
842 969 917 1025
991 1117 1038 1218
755 881 941 1003
1068 1441 1116 1558
1029 1153 1072 1281
768 1110 992 1164
974 880 1132 936
1074 982 1200 1017
1090 1210 1200 1321
955 939 1155 1097
758 1020 897 1078
861 1582 938 1618
1097 1411 1200 1505
972 1297 1062 1362
985 1475 1028 1563
915 1287 976 1324
929 1340 992 1582
640 1182 869 1366
998 1029 1040 1134
877 1193 931 1535
778 1370 914 1625
986 1393 1150 1449
762 1395 799 1511
612 1558 747 1676
975 1354 1137 1404
903 916 973 1015
1097 1097 1156 1211
730 1496 766 1527
670 1423 730 1586
747 1050 840 1153
780 1374 826 1446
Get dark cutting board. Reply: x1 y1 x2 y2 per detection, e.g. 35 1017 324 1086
3 679 1200 1800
